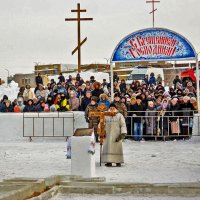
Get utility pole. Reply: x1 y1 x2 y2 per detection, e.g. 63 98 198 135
65 3 93 73
146 0 160 28
4 68 10 85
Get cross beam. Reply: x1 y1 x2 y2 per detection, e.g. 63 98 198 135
146 0 160 28
65 3 93 73
72 37 87 55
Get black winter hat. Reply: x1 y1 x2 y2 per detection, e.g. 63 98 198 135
109 103 117 108
3 95 8 100
114 92 121 98
136 95 142 100
177 89 182 94
53 89 58 93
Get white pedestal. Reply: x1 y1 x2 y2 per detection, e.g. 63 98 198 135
192 114 200 136
191 114 200 142
71 133 96 177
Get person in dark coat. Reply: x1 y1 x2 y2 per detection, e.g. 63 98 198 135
169 87 176 97
141 93 147 110
90 76 96 84
156 82 165 92
46 95 54 108
35 73 43 86
179 96 196 135
112 92 127 118
23 99 35 112
0 101 3 112
81 90 92 111
113 72 119 83
145 101 157 135
0 95 8 104
157 99 169 136
91 81 104 100
167 98 181 135
102 79 109 87
50 79 56 89
17 86 25 98
148 72 156 86
1 100 14 112
119 79 126 95
143 75 149 86
58 72 65 83
66 75 72 84
76 73 81 82
173 75 182 89
35 98 46 112
131 95 145 141
85 96 100 142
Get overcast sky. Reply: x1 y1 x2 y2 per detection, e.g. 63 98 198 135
0 0 200 77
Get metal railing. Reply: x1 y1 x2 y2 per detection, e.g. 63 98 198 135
126 110 199 141
23 112 75 140
22 110 200 141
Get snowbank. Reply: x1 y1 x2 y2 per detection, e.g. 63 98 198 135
49 72 109 83
0 81 19 101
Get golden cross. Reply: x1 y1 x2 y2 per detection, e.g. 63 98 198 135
65 3 93 73
89 104 116 166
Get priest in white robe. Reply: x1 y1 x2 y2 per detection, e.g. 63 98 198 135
102 103 127 167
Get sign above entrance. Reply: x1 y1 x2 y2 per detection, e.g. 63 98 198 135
111 28 196 62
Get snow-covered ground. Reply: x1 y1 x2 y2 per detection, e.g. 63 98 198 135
0 139 200 184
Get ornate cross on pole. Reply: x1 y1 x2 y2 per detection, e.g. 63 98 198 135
146 0 160 28
89 104 116 166
65 3 93 73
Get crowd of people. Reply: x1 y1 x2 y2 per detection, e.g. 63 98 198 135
0 72 198 141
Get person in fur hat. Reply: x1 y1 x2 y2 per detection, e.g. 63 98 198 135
68 90 79 111
112 92 127 118
91 81 104 99
98 93 110 110
186 81 196 94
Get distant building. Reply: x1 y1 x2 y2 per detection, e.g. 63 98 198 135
13 73 35 88
34 64 61 76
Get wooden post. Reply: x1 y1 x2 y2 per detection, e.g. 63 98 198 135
65 3 93 73
146 0 160 28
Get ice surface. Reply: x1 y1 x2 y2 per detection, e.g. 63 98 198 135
0 140 199 184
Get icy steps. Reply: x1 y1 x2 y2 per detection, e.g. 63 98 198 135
1 176 200 200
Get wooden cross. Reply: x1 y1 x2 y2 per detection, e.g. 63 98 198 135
65 3 93 73
89 103 116 166
146 0 160 28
